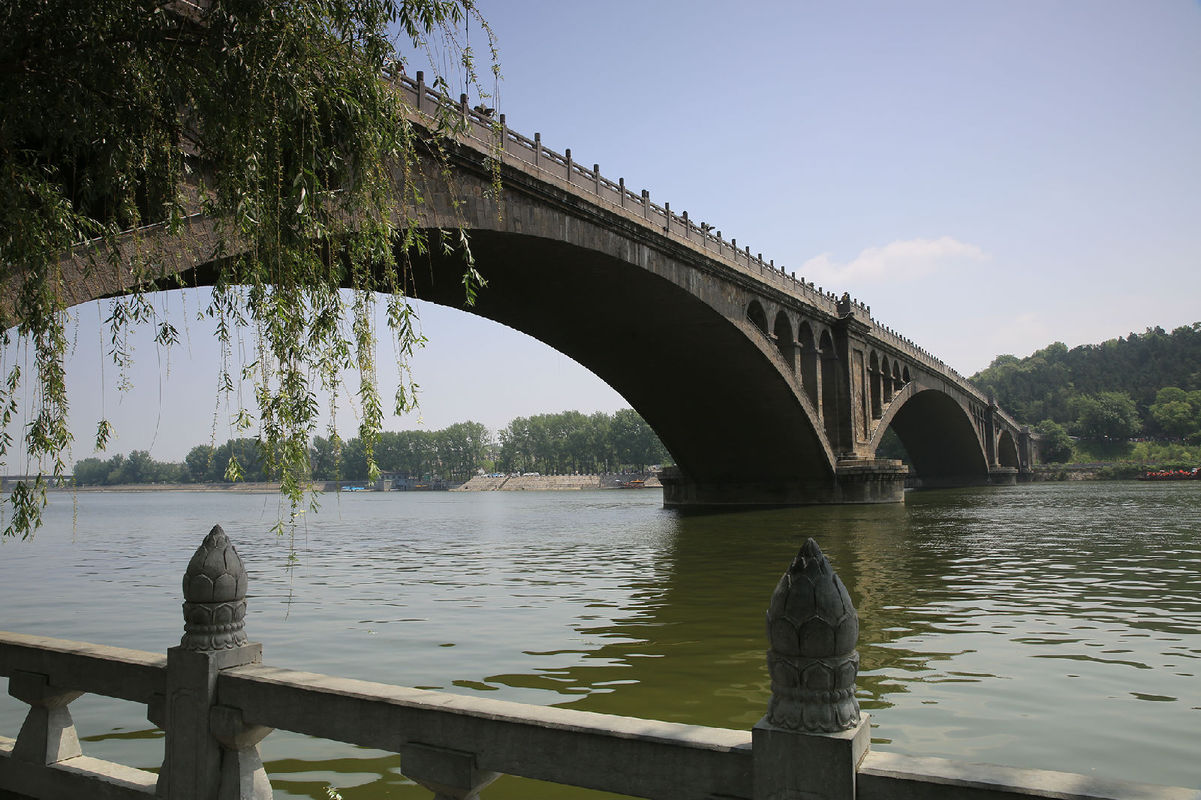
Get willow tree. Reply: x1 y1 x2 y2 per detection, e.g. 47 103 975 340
0 0 495 537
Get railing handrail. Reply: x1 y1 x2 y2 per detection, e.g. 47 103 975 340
219 662 752 798
393 72 983 396
0 631 165 705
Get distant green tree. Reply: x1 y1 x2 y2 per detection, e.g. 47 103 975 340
1070 392 1141 441
210 438 267 482
310 436 343 481
436 421 490 481
611 408 669 470
495 409 666 474
184 445 216 483
1149 387 1201 440
1034 419 1074 463
74 449 182 484
73 457 109 486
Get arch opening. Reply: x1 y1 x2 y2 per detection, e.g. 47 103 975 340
747 300 768 335
997 429 1019 468
885 389 989 488
798 321 818 410
773 311 794 370
407 229 836 487
869 351 883 421
819 330 839 448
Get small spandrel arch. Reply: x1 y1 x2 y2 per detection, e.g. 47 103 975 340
869 351 883 420
798 321 818 409
997 429 1019 468
773 311 794 367
819 329 839 445
747 300 768 335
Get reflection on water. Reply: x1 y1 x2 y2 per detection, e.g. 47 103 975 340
0 483 1198 796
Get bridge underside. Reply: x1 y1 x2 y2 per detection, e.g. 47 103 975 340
887 390 991 490
400 230 923 507
405 231 840 495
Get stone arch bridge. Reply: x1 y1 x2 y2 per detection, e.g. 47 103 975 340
38 73 1035 507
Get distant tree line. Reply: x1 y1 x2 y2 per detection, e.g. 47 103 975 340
311 422 492 483
72 410 670 486
971 323 1201 460
496 409 667 475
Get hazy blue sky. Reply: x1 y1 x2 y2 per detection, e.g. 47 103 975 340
24 1 1201 464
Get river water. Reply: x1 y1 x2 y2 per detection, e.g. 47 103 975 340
1 482 1198 796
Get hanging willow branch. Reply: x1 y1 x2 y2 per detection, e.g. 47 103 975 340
0 0 498 537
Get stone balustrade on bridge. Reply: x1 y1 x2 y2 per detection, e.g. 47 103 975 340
398 72 972 393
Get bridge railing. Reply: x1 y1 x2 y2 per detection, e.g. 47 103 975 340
393 73 991 395
3 527 1193 800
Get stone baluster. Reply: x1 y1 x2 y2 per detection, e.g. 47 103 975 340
153 524 272 800
8 670 83 766
753 538 870 800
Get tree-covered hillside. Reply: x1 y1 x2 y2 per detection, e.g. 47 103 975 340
970 323 1201 440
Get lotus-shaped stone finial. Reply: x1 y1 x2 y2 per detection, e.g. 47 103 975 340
764 538 861 732
180 525 248 650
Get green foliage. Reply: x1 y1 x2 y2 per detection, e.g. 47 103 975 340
1069 391 1140 440
317 409 670 481
1149 387 1201 440
1034 419 1073 463
314 422 490 483
497 410 668 475
1125 439 1201 467
74 450 182 486
972 323 1201 438
0 1 495 537
1064 438 1201 468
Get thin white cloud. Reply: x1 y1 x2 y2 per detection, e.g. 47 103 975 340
985 311 1053 362
800 237 987 285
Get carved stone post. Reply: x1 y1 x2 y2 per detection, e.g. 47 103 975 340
8 670 83 765
152 525 271 800
753 539 870 800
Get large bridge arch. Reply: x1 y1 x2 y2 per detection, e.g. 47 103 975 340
402 225 838 492
870 384 990 487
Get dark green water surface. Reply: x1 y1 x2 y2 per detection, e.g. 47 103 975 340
1 482 1198 795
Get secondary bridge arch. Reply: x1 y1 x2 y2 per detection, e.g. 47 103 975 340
35 72 1036 506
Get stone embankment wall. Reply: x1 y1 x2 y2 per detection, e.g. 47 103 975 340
452 473 662 492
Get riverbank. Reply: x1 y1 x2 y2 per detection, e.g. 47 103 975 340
1029 463 1200 481
58 481 285 493
46 475 664 493
452 473 662 492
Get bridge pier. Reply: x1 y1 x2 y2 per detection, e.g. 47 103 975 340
659 460 907 508
989 466 1019 485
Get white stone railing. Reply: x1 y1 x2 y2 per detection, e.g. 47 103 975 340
3 528 1193 800
395 72 977 392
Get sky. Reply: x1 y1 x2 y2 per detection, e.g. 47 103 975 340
15 0 1201 465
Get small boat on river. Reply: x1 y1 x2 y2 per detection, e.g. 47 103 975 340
1140 468 1199 481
